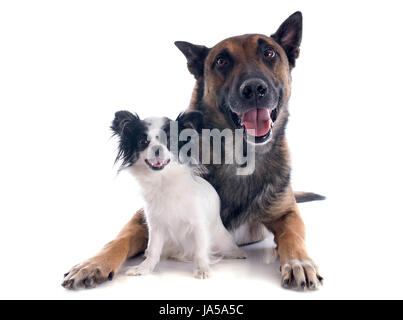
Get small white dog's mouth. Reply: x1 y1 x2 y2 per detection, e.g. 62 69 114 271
145 158 171 171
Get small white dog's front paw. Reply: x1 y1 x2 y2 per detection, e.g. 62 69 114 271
125 265 151 277
224 248 247 259
193 267 211 279
233 249 247 259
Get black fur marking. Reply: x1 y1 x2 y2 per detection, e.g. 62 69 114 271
218 100 238 129
195 80 205 111
174 111 205 159
111 111 148 170
176 110 204 133
175 41 209 79
295 192 326 203
271 11 303 68
108 271 114 281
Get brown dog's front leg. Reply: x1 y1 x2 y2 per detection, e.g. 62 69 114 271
267 200 323 290
62 209 148 290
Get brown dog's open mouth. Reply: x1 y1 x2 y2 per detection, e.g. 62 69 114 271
230 107 278 143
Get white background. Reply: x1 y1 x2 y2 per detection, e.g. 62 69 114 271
1 0 402 300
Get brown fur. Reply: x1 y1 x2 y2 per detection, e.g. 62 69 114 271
62 210 148 289
193 30 322 289
202 34 291 112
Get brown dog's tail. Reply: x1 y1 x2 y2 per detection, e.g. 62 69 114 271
294 192 326 203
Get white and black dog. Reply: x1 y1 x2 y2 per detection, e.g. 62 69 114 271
111 110 246 279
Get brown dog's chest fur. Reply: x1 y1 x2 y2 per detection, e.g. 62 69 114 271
205 149 291 230
177 30 303 230
191 87 292 230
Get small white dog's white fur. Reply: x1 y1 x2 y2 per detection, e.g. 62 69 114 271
125 117 245 279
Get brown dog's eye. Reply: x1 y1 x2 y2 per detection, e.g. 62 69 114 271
263 48 276 59
216 56 227 67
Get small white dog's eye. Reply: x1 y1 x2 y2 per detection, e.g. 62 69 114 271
138 138 149 148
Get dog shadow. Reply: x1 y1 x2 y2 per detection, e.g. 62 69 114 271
111 235 281 287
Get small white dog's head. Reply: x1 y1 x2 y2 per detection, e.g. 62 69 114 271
111 110 204 174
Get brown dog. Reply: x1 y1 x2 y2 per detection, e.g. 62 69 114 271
62 11 323 290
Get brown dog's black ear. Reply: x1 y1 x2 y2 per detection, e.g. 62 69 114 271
271 11 303 68
175 41 209 79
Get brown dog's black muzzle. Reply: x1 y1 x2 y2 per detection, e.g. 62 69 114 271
223 71 282 144
240 78 268 102
229 73 279 114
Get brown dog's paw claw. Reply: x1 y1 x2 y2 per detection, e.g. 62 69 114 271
62 259 116 290
282 278 291 288
83 277 96 289
280 259 322 291
108 271 114 281
61 278 75 290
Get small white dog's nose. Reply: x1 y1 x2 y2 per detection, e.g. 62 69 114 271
149 144 164 159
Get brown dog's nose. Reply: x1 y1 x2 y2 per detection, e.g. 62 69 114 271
240 79 268 101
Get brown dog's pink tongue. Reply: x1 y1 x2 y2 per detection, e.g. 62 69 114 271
242 108 271 136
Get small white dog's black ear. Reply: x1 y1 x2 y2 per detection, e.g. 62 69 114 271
111 111 143 169
111 111 140 136
176 111 205 133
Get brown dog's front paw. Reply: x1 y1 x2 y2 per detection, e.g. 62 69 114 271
280 259 323 290
62 258 116 290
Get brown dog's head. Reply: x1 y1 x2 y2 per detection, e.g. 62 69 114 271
175 12 302 145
